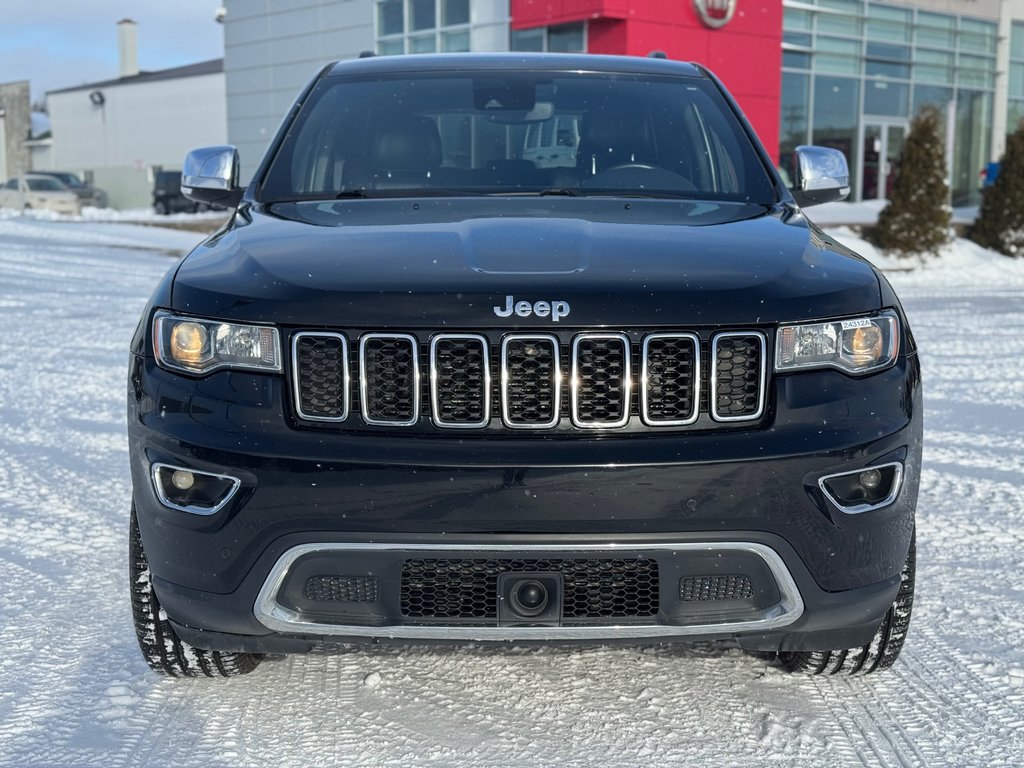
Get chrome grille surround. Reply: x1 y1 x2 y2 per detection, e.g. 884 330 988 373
570 332 631 429
291 331 350 422
500 334 561 429
358 333 420 427
640 332 700 426
711 331 767 422
429 333 491 429
291 329 769 431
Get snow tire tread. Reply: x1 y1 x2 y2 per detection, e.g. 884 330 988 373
130 506 262 678
778 533 916 676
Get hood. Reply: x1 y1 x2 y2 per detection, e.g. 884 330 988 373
170 198 880 328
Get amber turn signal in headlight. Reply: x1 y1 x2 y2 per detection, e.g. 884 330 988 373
153 311 281 375
776 311 899 374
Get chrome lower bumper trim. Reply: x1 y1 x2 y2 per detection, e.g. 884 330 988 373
253 541 805 640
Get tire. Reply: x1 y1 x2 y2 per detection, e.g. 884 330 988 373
776 532 916 676
154 200 168 215
129 505 262 677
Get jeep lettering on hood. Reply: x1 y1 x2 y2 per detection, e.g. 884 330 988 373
493 296 571 321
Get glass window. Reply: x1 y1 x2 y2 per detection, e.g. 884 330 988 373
812 76 860 162
958 33 995 55
918 49 953 67
866 42 909 61
952 89 991 206
379 39 404 56
867 60 909 79
409 34 436 53
783 51 810 70
784 8 812 32
867 19 909 43
260 71 777 203
960 18 996 35
817 13 862 37
510 28 544 52
958 56 995 88
912 85 953 116
1012 23 1024 59
378 0 403 36
868 5 909 22
915 26 953 48
783 32 811 47
917 11 954 31
780 72 810 156
818 36 860 55
442 0 469 27
914 64 953 85
816 54 860 76
441 30 469 53
410 0 435 32
1009 100 1024 135
863 79 908 116
819 0 862 13
1011 63 1024 100
26 178 65 191
548 23 584 53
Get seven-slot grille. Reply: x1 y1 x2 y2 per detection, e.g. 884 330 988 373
291 330 767 430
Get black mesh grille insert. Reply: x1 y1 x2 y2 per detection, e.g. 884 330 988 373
400 557 659 622
573 335 629 426
432 336 488 426
643 335 697 424
304 575 379 603
503 337 558 426
713 334 764 420
679 575 754 602
361 335 418 424
294 334 348 419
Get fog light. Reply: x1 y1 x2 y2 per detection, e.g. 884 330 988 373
151 463 241 516
818 462 903 514
859 469 882 490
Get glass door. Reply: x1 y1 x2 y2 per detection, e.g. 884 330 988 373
861 122 907 201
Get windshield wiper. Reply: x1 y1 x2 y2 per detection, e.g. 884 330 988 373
336 189 372 199
537 187 580 197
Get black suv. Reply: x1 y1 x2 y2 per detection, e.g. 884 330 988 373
128 54 920 678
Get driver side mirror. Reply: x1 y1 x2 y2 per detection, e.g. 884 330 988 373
790 146 850 208
182 145 244 208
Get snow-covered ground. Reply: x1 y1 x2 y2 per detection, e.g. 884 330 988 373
1 214 1023 767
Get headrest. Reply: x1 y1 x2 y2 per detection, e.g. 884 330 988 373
373 116 442 170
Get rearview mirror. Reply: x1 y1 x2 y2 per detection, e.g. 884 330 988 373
182 145 244 208
791 146 850 208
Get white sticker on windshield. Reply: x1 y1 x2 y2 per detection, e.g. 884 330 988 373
841 318 872 330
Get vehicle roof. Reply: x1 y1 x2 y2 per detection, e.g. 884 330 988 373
324 53 705 79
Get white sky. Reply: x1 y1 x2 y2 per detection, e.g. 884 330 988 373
0 1 225 103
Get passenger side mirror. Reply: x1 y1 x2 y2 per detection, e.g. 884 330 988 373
182 145 244 208
790 146 850 208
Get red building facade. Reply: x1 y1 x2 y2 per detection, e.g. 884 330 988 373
511 1 783 155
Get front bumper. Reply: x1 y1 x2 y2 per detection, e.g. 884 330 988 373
128 350 921 652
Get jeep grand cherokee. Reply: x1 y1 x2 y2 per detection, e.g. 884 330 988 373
127 54 920 678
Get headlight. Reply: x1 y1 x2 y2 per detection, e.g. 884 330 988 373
775 311 899 374
153 311 281 375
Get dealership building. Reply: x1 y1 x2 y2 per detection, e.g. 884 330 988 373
223 0 1024 205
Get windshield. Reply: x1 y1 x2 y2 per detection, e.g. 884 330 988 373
260 71 776 204
26 177 67 192
49 173 83 187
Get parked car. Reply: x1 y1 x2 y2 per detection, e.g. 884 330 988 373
0 173 81 215
128 54 920 679
33 171 108 208
152 170 205 215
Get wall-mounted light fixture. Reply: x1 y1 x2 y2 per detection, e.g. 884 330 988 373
89 90 105 106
